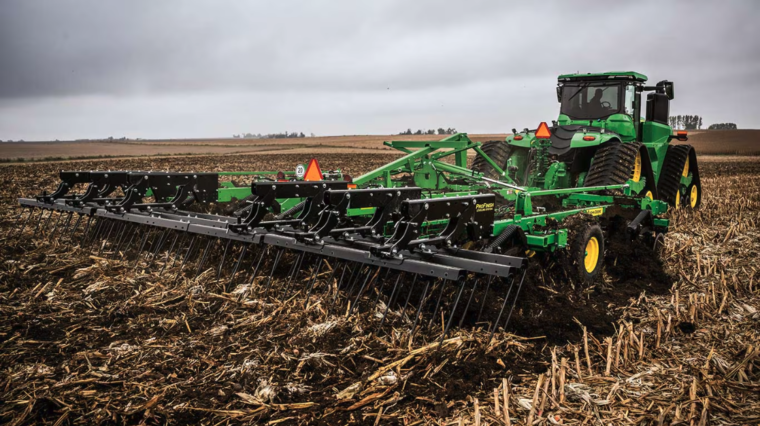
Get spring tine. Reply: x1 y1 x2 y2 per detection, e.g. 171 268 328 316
227 244 249 289
68 214 83 240
33 209 47 233
439 277 467 347
14 208 34 239
110 223 130 259
8 208 24 237
160 232 181 275
43 208 56 233
327 262 349 301
217 239 232 282
149 229 168 260
476 275 494 324
98 220 116 256
195 238 214 278
178 235 198 272
345 266 367 299
263 248 285 296
50 210 66 236
408 278 431 345
350 267 380 314
371 268 391 309
501 268 528 332
281 252 306 301
458 278 479 329
248 246 266 288
487 269 527 345
60 212 74 236
169 232 189 269
133 230 153 268
399 274 419 321
303 257 324 305
81 215 93 240
428 280 448 328
378 273 403 329
86 218 103 246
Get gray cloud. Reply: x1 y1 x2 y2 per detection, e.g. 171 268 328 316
1 0 758 140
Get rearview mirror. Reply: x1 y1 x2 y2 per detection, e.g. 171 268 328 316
656 80 675 100
556 86 563 102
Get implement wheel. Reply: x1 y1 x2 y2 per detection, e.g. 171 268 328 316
572 223 605 283
687 182 701 209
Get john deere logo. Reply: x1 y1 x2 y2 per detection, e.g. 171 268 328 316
476 202 494 212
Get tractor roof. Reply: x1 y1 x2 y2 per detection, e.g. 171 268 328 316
558 71 648 82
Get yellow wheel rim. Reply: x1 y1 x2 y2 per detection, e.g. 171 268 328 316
690 185 698 208
645 190 653 200
675 191 680 208
632 151 642 182
682 157 689 177
584 236 600 273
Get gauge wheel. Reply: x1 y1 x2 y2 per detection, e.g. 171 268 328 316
572 223 605 284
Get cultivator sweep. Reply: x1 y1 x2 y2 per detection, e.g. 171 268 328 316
13 71 698 345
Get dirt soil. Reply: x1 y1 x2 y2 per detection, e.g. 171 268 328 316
1 154 759 425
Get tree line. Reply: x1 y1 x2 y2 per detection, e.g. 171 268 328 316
707 123 737 130
233 132 312 139
398 128 458 136
668 115 703 130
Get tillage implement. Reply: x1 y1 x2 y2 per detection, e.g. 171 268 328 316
14 71 700 345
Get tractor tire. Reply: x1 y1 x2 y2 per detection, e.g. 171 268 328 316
657 145 694 208
570 222 605 284
584 141 640 188
472 140 510 180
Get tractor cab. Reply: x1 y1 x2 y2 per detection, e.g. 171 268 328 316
555 71 675 143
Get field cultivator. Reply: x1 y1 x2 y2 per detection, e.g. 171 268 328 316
12 70 698 346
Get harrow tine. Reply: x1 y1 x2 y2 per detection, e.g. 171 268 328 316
345 265 368 300
8 208 24 237
14 208 34 239
227 243 249 289
50 210 66 236
320 260 340 300
399 274 419 321
458 278 479 329
149 230 168 260
160 232 181 275
60 212 74 236
408 278 431 345
327 262 349 302
217 239 232 283
178 235 198 273
169 233 189 270
488 269 527 345
332 263 359 307
303 257 324 305
378 273 403 329
81 216 94 240
133 229 153 269
195 238 214 279
263 248 285 296
33 209 47 233
111 223 130 259
43 208 56 233
247 246 267 289
98 220 116 256
69 214 83 240
350 266 380 314
476 275 494 324
439 277 467 347
282 252 306 300
428 280 448 329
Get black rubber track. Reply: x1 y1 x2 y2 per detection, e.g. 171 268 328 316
657 144 692 204
584 142 640 187
472 140 511 180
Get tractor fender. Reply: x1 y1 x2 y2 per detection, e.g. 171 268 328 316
637 144 659 200
569 131 618 148
506 134 533 148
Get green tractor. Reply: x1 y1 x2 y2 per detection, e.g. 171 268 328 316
473 71 701 209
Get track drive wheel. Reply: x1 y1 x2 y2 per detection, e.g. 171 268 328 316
571 223 605 284
472 140 511 180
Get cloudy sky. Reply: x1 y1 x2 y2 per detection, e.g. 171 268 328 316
1 0 758 141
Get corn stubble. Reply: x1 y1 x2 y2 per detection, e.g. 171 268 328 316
1 154 759 424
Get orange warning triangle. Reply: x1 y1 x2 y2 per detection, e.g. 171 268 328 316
303 158 324 181
535 122 552 139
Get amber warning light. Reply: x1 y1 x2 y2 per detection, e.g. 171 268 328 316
535 122 552 139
